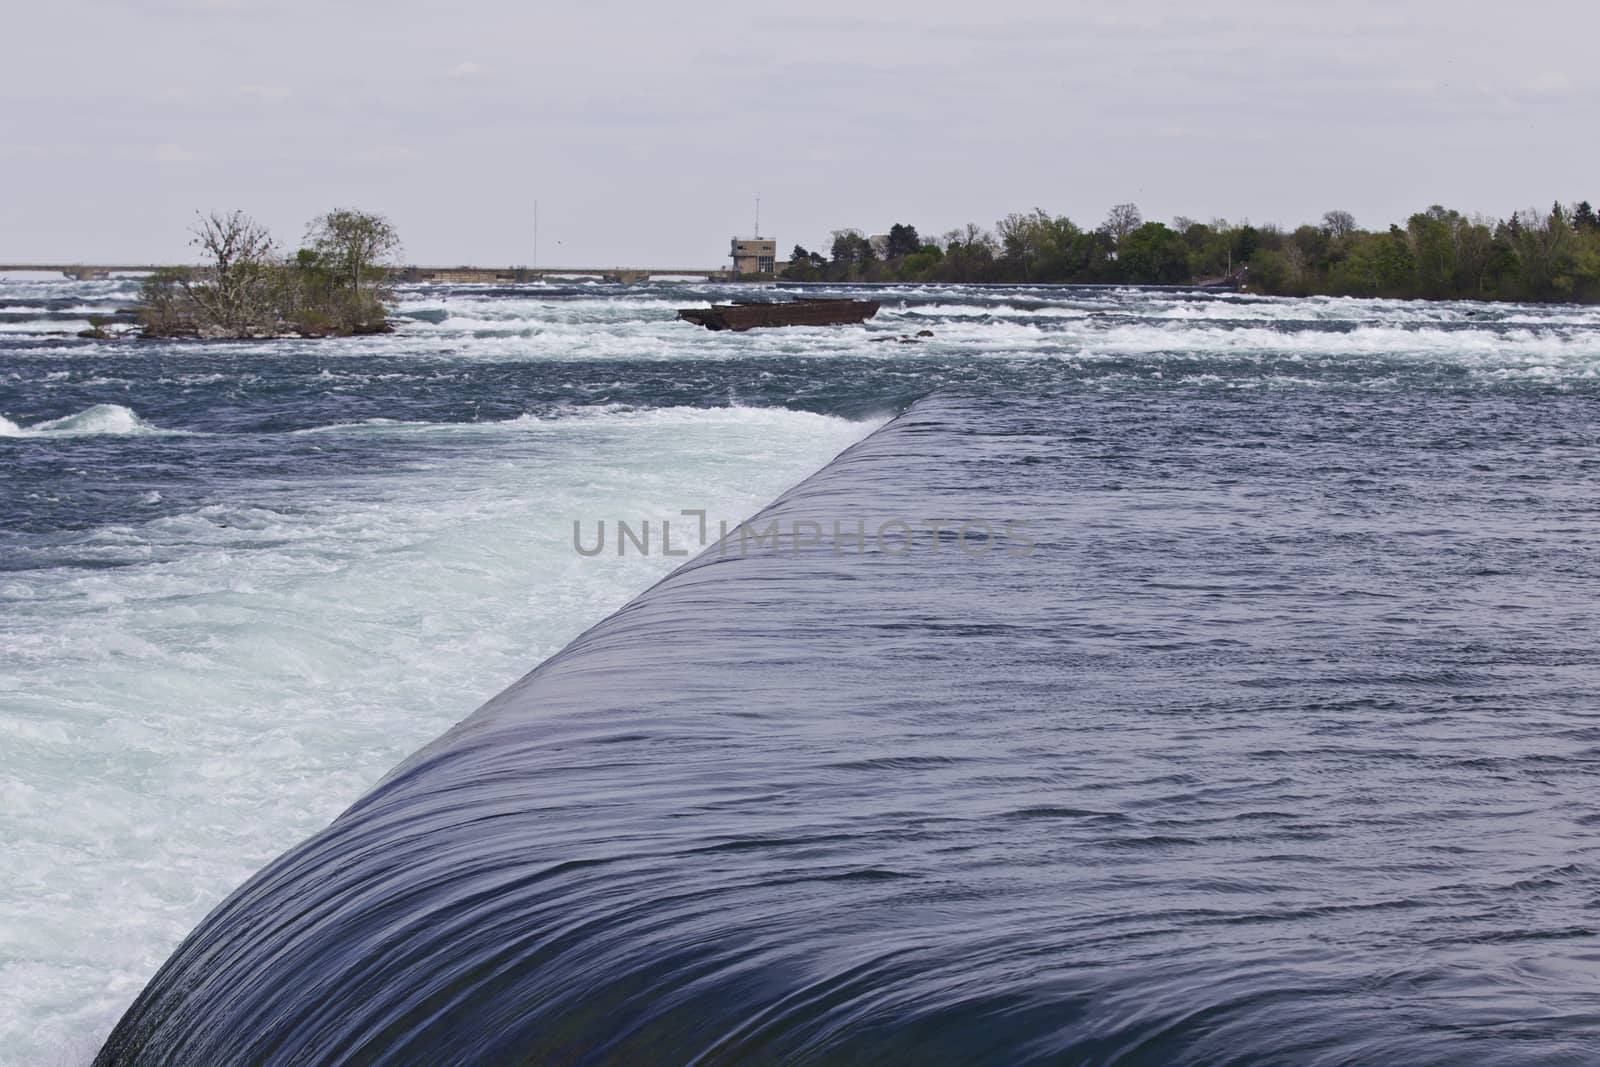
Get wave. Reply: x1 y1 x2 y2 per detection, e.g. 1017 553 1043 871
0 404 173 437
289 403 869 437
0 403 866 443
0 319 98 334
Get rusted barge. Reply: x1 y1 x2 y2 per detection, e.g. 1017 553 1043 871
676 297 880 331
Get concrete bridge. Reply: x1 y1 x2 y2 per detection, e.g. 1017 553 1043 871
0 264 748 284
0 263 180 281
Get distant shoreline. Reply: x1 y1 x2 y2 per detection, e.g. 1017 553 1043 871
0 264 746 285
6 263 1599 307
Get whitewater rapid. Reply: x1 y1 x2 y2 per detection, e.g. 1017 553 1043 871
0 304 877 1063
4 273 1600 1064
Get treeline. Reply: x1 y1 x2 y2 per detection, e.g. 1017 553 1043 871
783 201 1600 303
138 209 401 339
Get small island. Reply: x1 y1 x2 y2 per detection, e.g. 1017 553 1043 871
135 208 401 339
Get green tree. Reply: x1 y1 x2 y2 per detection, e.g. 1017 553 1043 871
1407 205 1461 298
788 198 1600 303
1119 222 1190 284
306 209 400 295
304 209 401 330
781 244 816 281
828 229 875 279
899 244 943 280
1249 249 1295 294
885 223 922 258
1332 227 1414 295
1234 224 1259 265
1180 221 1234 280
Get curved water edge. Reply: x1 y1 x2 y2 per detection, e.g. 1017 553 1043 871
7 275 1600 1063
96 391 1600 1065
1 393 876 1065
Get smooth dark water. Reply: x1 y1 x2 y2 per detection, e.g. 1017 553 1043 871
5 278 1600 1063
97 385 1600 1064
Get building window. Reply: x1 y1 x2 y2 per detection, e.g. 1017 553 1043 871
757 256 774 273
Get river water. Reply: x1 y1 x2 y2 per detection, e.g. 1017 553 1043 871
3 277 1599 1064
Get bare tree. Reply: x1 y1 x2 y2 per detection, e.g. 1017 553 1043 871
189 210 277 335
1322 210 1358 239
1100 203 1143 247
938 223 997 282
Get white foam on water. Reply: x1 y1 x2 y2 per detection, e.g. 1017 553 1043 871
3 274 1596 385
0 405 879 1065
6 274 1600 1062
371 291 1600 379
0 320 100 335
1072 321 1600 368
0 404 172 437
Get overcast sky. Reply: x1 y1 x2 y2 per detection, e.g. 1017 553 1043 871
4 0 1598 266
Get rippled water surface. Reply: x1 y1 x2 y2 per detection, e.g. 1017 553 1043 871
3 276 1600 1064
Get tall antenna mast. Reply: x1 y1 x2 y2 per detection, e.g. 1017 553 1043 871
754 194 760 238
